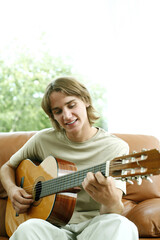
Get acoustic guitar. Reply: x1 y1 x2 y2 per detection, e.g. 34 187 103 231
5 149 160 237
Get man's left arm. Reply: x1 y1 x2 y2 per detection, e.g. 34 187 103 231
82 172 124 215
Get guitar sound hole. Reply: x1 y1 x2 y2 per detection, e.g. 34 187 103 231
35 181 42 201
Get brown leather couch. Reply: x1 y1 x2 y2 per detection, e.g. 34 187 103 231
0 131 160 240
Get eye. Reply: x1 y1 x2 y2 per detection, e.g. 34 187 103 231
68 102 76 109
52 109 62 115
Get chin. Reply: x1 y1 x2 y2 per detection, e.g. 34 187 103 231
66 125 81 135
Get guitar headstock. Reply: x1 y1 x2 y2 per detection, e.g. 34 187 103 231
110 149 160 185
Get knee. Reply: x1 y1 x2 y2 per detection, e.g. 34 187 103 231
10 219 41 239
118 215 137 226
96 214 138 234
16 218 45 232
109 214 138 235
109 214 137 228
100 214 138 238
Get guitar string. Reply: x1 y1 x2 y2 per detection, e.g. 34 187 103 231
21 160 134 196
22 163 107 193
22 166 105 193
19 161 133 196
21 170 134 194
16 151 153 195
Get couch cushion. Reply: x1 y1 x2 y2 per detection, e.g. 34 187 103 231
126 198 160 237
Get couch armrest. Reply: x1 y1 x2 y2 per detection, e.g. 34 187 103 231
0 131 37 198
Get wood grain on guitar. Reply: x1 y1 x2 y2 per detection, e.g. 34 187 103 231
5 149 160 237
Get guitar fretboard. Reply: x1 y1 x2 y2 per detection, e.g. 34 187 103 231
40 162 106 198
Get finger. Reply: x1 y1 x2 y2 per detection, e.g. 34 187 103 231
95 172 106 185
82 182 97 197
20 189 33 199
105 176 115 188
95 173 114 187
13 197 33 214
15 189 33 205
84 172 102 188
82 172 100 193
82 181 97 193
14 202 31 214
83 172 96 186
86 172 95 181
85 172 106 189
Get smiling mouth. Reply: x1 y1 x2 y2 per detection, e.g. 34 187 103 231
65 119 77 125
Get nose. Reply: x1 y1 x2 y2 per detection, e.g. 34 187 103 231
62 108 72 120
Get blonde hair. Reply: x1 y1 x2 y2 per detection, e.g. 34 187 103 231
41 76 99 130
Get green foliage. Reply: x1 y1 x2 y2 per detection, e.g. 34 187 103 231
0 52 72 131
85 81 108 130
0 52 108 132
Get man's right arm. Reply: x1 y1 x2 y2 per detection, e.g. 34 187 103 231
0 161 33 214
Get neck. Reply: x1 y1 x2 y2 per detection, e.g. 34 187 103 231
66 126 98 142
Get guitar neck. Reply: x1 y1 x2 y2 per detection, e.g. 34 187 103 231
39 149 160 199
40 162 106 198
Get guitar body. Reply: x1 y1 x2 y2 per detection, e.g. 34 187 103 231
6 156 77 237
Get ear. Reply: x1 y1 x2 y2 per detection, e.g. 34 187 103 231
85 102 90 108
81 97 90 108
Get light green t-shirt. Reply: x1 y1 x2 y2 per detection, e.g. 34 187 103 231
9 128 129 224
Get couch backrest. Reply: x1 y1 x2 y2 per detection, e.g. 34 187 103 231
114 133 160 153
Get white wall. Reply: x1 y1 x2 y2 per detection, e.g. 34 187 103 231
104 1 160 139
0 0 159 139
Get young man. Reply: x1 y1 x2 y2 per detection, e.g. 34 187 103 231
0 76 138 239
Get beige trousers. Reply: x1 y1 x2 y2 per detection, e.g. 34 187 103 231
10 214 139 240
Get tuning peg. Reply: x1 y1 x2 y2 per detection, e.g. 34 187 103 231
140 167 146 173
131 157 136 162
133 150 137 154
121 178 134 184
126 179 134 184
141 155 146 160
122 170 128 175
131 169 135 174
136 176 142 185
122 159 129 164
141 148 148 152
145 176 153 183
